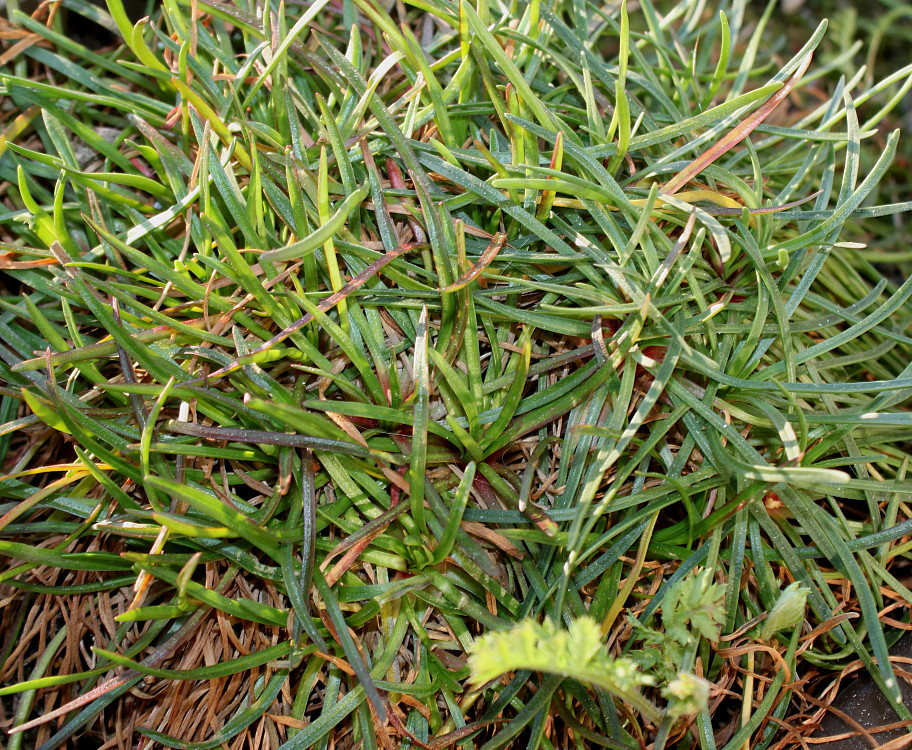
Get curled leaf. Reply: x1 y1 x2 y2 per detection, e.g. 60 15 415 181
760 582 810 640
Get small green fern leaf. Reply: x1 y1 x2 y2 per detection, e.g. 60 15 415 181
467 616 663 723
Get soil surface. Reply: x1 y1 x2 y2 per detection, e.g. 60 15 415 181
814 635 912 749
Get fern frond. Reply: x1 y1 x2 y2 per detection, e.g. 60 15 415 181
467 616 663 723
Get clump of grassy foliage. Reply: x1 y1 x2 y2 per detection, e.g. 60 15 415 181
1 0 912 747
